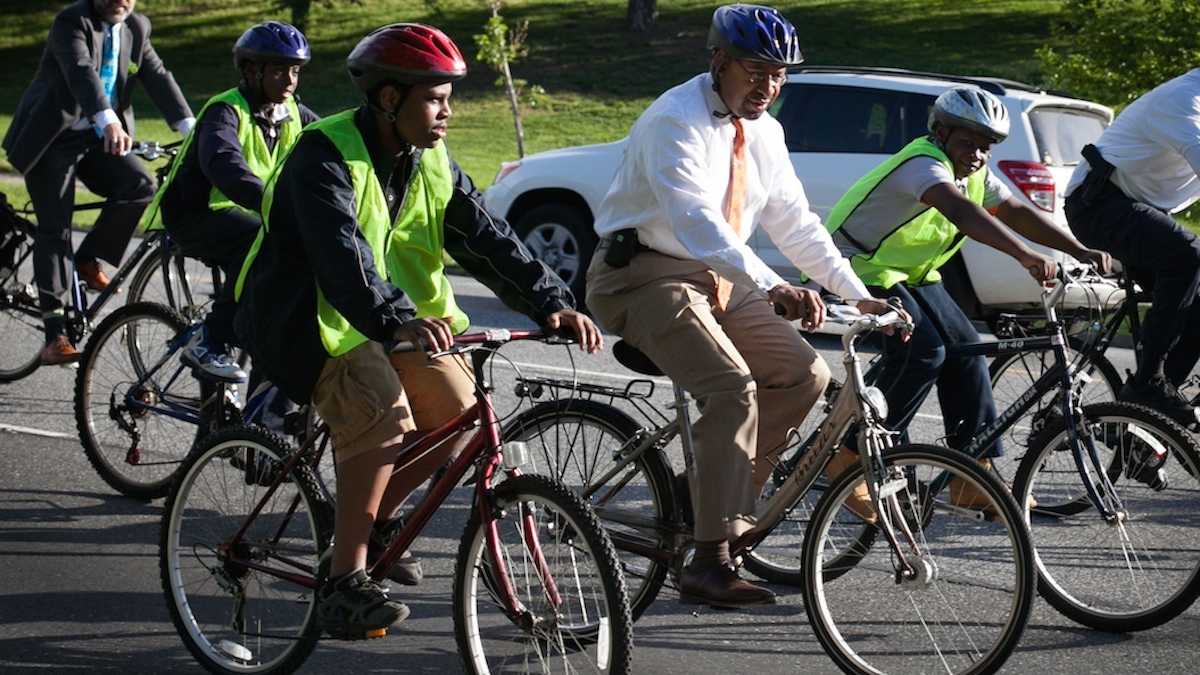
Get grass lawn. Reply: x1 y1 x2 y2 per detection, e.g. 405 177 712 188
1 0 1196 233
1 0 1070 187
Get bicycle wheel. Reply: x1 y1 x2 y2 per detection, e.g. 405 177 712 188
504 398 672 621
803 443 1035 675
161 425 330 675
453 473 633 674
74 302 198 498
1012 401 1200 632
127 240 211 320
989 342 1122 484
743 379 878 586
0 228 44 382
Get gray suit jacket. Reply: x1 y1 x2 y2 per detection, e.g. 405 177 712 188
2 0 192 173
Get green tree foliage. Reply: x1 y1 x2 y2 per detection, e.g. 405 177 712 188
1038 0 1200 106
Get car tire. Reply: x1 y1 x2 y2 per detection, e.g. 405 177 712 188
513 203 596 307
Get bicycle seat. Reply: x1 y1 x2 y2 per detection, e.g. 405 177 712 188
613 340 664 377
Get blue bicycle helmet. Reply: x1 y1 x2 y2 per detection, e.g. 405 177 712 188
234 21 311 69
706 4 803 66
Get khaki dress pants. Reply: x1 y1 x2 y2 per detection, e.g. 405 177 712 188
587 249 830 542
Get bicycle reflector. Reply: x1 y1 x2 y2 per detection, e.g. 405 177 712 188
998 160 1056 212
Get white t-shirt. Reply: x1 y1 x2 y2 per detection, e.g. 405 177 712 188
593 73 870 301
1065 68 1200 213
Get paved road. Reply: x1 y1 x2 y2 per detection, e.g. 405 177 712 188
1 275 1197 673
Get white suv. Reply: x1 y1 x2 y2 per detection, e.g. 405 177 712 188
483 66 1114 322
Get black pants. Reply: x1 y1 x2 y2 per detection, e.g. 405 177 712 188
853 281 1003 457
1065 179 1200 386
165 207 261 350
26 129 156 339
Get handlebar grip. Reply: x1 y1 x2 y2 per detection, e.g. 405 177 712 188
774 303 787 317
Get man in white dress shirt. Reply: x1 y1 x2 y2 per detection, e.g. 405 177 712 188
1065 69 1200 427
586 3 901 608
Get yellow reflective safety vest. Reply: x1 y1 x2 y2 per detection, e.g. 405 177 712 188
140 88 302 230
825 136 987 288
236 109 468 357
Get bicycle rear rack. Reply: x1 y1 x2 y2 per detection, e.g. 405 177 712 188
514 375 673 429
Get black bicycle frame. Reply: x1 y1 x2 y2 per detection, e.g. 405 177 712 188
937 325 1125 521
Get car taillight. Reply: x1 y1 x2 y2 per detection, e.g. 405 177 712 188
998 160 1055 212
493 160 522 185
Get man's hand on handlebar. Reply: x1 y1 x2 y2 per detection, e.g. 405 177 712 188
1074 248 1113 276
857 297 913 340
1018 251 1058 287
395 316 455 353
544 309 603 354
102 122 133 156
769 284 826 331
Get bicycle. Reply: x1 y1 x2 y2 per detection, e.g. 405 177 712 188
506 306 1036 675
73 293 293 500
0 140 214 382
988 266 1199 482
159 329 634 675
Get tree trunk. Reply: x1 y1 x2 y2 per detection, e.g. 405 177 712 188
288 0 313 34
501 59 526 158
627 0 657 33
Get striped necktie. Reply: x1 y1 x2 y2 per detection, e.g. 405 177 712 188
714 117 747 311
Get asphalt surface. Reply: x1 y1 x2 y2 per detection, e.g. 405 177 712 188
1 273 1198 674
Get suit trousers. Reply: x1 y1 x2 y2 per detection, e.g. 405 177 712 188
587 249 831 542
25 128 155 338
1066 179 1200 386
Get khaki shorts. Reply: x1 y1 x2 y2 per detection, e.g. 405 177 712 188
311 341 477 463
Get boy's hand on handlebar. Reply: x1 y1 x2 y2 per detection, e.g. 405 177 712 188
769 284 825 330
395 317 454 352
1019 252 1057 287
102 122 132 156
1075 248 1113 276
544 309 603 353
857 298 912 340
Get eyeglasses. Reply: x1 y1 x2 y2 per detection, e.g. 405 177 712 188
732 59 788 87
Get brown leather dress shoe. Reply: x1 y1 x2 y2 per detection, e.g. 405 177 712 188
77 259 110 291
39 335 81 365
679 563 776 609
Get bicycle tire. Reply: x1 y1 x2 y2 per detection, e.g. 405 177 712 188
161 424 330 675
127 241 207 319
504 398 674 621
1013 401 1200 632
988 340 1122 482
0 229 44 382
74 302 195 499
803 443 1035 675
452 473 633 675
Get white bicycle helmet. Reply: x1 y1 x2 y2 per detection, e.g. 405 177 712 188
928 86 1010 142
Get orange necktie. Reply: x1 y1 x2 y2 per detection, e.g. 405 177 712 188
714 117 747 311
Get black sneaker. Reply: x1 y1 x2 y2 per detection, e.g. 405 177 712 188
317 569 408 639
368 517 424 586
1119 375 1200 429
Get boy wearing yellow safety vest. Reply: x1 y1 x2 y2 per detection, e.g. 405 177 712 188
233 24 601 638
142 22 317 381
824 87 1110 514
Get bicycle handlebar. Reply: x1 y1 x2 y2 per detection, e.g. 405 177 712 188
130 140 180 161
390 329 573 355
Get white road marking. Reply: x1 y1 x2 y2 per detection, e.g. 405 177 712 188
0 423 73 440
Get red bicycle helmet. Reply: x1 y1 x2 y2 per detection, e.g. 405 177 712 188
347 23 467 93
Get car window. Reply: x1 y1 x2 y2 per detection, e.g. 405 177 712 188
774 84 919 153
1027 106 1109 166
